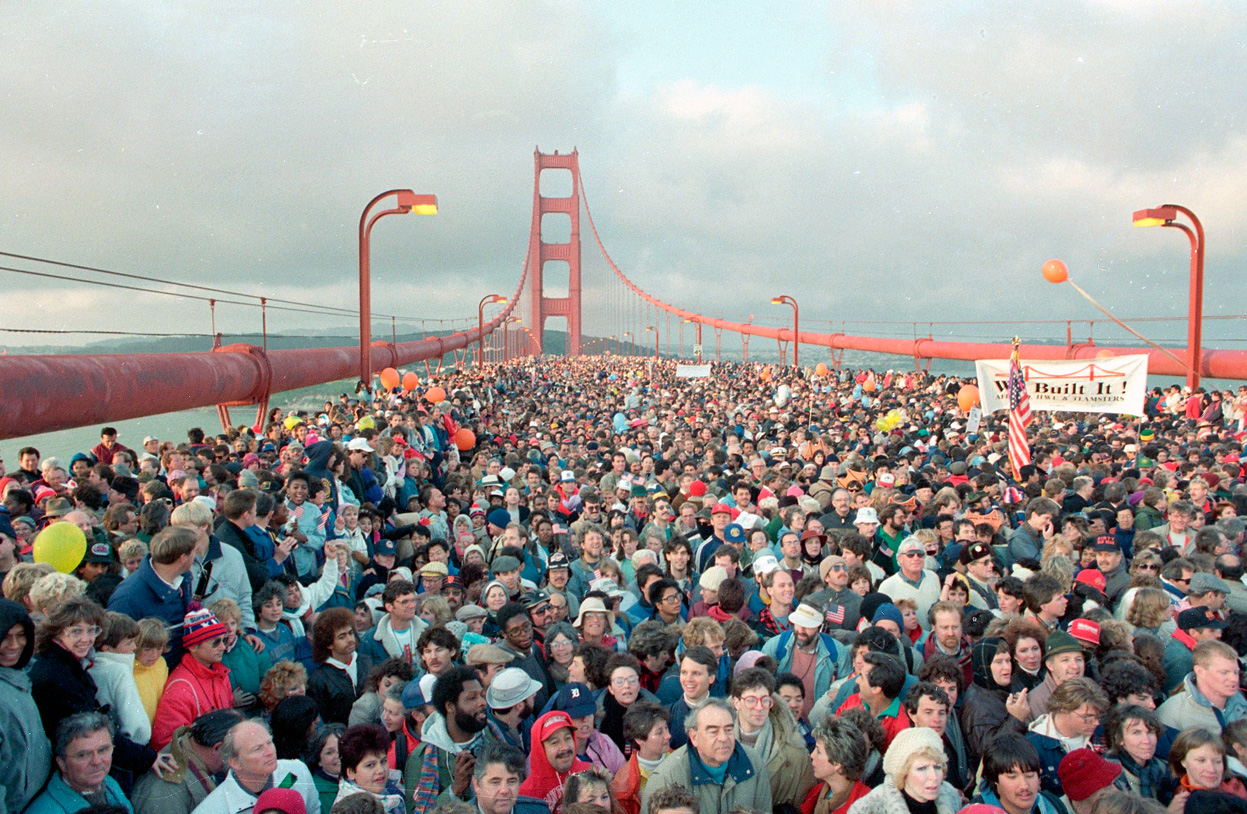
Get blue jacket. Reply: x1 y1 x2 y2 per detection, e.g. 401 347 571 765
24 772 132 814
972 787 1067 814
761 630 849 703
1025 727 1075 797
107 557 191 662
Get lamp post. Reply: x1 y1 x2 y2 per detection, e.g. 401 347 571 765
771 295 799 368
359 189 437 391
646 325 659 359
622 332 632 357
684 318 702 361
504 316 521 362
477 295 506 367
1133 205 1206 390
610 335 617 356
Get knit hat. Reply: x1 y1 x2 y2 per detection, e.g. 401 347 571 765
1057 748 1121 802
1043 630 1083 661
182 604 227 648
871 603 905 630
882 726 945 788
486 508 511 529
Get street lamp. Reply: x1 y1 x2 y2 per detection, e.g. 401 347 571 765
622 332 632 357
477 294 506 367
646 325 659 359
359 189 437 391
610 335 617 356
771 295 799 368
504 316 521 362
684 318 702 361
1133 204 1206 389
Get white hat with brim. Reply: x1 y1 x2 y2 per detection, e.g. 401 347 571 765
789 603 824 629
573 596 615 630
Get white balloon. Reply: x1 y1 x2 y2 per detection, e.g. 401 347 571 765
774 384 791 408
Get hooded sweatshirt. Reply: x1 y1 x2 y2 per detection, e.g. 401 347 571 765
518 712 591 814
0 599 51 814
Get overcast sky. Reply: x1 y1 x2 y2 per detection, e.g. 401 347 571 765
3 1 1246 351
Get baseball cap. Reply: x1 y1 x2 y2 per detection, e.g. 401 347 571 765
546 551 571 571
723 523 747 545
347 438 372 452
958 541 993 565
1178 607 1228 631
550 683 596 719
1058 749 1122 803
1067 618 1101 647
710 502 733 516
752 554 780 576
789 603 823 629
1092 535 1120 553
521 589 552 611
534 711 576 743
1074 569 1107 593
82 541 113 564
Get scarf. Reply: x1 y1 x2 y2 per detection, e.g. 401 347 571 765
408 745 442 814
601 692 629 755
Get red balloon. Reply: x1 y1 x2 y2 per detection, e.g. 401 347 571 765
1042 259 1069 284
426 386 447 404
401 372 419 391
957 384 980 412
454 428 476 451
379 367 400 390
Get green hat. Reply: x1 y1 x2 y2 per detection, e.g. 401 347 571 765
1044 630 1082 661
631 485 647 498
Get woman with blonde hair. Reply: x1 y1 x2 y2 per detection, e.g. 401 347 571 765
1124 588 1174 637
260 660 309 714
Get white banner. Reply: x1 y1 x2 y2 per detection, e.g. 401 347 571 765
974 355 1149 416
966 406 982 434
676 364 712 378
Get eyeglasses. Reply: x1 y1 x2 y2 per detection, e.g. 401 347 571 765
900 551 925 558
611 675 640 687
1134 563 1159 572
737 695 772 708
64 625 101 640
1072 709 1103 723
829 565 846 572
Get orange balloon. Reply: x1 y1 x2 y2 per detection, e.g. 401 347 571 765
863 379 876 393
425 386 447 404
454 428 476 451
957 384 980 412
761 368 772 382
814 363 828 377
379 367 400 390
1042 259 1069 284
401 372 419 391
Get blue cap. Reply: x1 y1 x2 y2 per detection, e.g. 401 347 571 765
724 523 746 544
374 537 397 557
401 680 427 709
551 682 597 719
487 508 511 529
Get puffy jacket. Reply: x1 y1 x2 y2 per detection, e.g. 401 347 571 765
0 600 50 814
741 694 816 809
641 742 771 814
150 654 233 750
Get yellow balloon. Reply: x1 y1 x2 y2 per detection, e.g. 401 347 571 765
33 522 88 574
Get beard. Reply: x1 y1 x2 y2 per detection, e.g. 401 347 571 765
455 707 488 735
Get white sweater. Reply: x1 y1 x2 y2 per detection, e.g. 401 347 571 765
89 650 151 745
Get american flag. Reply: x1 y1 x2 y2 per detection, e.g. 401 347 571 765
825 603 845 626
1007 340 1032 479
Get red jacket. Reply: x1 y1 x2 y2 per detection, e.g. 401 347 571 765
150 654 233 750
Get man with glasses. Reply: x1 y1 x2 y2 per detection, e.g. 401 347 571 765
730 668 814 810
495 603 552 713
521 590 555 645
959 542 998 611
807 554 862 631
26 712 131 814
151 606 234 750
879 537 942 632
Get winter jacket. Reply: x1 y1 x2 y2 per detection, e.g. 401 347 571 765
800 780 871 814
970 787 1068 814
308 651 374 726
739 694 817 810
131 726 221 814
107 556 192 662
1027 714 1090 796
150 654 234 750
221 635 271 697
25 772 132 814
761 628 850 704
191 760 321 814
641 742 772 814
30 642 157 782
0 600 50 814
359 613 429 666
1157 671 1247 734
189 535 256 631
960 637 1027 776
845 779 961 814
90 650 152 745
211 518 270 594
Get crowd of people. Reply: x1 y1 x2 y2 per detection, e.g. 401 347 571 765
2 356 1247 814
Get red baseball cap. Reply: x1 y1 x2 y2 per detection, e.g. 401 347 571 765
1067 618 1101 647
